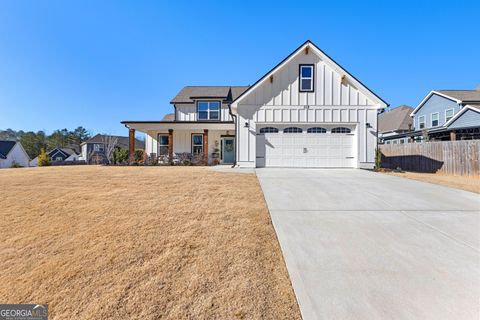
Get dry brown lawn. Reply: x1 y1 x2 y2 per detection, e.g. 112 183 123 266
384 171 480 194
0 166 300 319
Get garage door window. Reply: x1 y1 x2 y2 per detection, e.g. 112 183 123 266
307 127 327 133
259 127 279 133
331 127 351 133
284 127 303 133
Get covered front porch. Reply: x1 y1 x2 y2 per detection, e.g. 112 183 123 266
122 121 236 165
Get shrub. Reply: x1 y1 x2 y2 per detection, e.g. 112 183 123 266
113 148 129 164
134 149 144 163
38 148 50 166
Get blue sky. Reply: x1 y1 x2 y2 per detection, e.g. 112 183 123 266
0 0 478 136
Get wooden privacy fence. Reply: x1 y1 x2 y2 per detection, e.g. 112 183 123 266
380 140 480 176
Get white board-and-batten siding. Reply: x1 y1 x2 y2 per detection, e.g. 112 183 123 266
253 106 376 123
0 143 30 168
175 104 232 122
241 52 375 107
233 45 382 169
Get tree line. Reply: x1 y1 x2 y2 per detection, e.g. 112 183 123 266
0 127 91 159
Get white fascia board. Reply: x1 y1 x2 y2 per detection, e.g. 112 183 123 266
231 43 310 107
7 142 30 161
411 90 462 116
307 44 387 109
232 41 388 109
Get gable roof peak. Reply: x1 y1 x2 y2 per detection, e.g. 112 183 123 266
231 39 388 108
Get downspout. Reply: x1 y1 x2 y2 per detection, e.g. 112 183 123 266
227 103 237 168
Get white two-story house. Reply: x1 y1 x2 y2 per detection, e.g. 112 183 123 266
122 40 388 168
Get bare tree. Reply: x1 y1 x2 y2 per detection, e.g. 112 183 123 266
101 135 118 164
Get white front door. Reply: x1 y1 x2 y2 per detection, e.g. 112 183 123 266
258 127 356 168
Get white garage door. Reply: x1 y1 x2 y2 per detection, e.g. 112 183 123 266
257 126 356 168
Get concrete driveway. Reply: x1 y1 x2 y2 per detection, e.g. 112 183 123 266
256 169 480 320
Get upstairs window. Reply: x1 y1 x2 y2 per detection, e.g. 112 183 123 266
197 101 220 120
445 109 454 122
431 112 439 127
418 115 426 129
299 65 314 92
93 143 104 152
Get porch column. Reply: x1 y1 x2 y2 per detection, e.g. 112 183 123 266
203 129 208 164
168 129 174 164
128 128 135 164
450 130 456 141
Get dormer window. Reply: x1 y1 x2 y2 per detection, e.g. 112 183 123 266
299 64 314 92
197 101 220 121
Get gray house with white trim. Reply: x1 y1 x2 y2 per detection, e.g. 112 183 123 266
409 89 480 141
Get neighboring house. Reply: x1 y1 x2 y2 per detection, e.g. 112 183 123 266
80 134 144 163
409 89 480 141
378 105 414 144
0 140 30 168
122 40 388 168
30 148 80 166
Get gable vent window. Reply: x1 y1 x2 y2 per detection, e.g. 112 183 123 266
331 127 351 134
259 127 279 133
299 65 314 92
284 127 303 133
307 127 327 133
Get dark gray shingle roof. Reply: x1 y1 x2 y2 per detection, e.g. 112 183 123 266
170 86 249 104
47 148 77 158
378 105 414 132
0 140 16 159
436 90 480 102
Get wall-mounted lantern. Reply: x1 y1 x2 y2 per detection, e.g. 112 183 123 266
244 122 249 128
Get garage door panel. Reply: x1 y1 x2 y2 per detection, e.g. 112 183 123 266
262 129 356 168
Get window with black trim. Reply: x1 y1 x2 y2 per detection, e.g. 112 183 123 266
259 127 279 133
197 101 220 120
284 127 303 133
299 65 314 92
192 134 203 154
307 127 327 133
158 134 169 156
331 127 351 134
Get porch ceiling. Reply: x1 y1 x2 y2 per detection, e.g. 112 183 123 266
121 121 235 132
